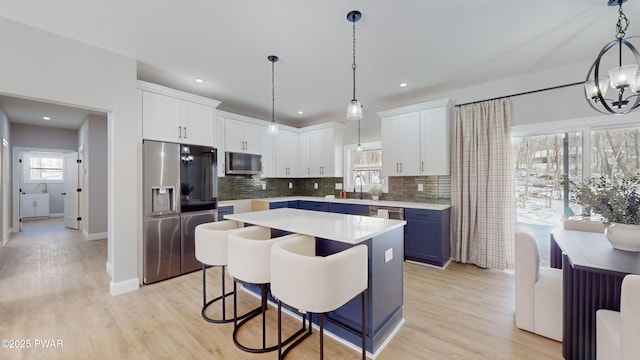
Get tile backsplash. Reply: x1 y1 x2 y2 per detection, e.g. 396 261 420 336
218 176 342 201
218 175 451 204
386 176 451 204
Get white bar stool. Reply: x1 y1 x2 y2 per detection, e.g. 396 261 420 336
227 226 309 353
195 220 244 324
271 235 368 360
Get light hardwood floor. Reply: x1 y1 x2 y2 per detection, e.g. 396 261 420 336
0 218 562 359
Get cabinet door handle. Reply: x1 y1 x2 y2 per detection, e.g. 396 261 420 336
178 126 182 138
396 163 399 173
400 163 403 173
183 127 187 139
308 167 310 175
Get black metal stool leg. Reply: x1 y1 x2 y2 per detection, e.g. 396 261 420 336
276 303 313 359
221 265 226 321
232 282 310 355
202 263 207 307
320 313 325 360
201 264 235 324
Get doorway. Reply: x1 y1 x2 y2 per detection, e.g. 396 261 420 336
2 95 108 244
14 148 79 231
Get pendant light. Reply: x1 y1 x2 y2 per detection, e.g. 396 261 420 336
585 0 640 114
346 10 363 121
268 55 280 135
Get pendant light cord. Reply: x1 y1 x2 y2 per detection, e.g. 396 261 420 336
271 59 275 123
352 19 357 101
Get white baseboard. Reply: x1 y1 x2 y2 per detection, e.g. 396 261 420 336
84 230 107 241
109 277 139 296
106 261 114 278
49 213 64 218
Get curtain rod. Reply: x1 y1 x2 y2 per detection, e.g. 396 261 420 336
454 81 584 107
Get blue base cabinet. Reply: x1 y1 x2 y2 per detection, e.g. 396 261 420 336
404 207 450 267
328 203 369 215
298 200 329 212
217 205 234 221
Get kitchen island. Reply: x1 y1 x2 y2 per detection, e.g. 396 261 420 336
224 208 406 356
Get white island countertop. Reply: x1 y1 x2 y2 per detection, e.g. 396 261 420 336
224 208 407 244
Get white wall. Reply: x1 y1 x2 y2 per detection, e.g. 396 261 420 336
0 105 9 244
79 114 108 239
342 60 636 145
0 17 140 295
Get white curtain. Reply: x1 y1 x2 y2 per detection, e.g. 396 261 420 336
451 99 515 269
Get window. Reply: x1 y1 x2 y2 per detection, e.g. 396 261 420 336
344 141 383 192
591 126 640 182
23 152 64 183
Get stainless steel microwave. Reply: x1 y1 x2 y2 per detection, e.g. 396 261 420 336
225 151 262 175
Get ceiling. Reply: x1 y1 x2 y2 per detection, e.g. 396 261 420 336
0 0 637 129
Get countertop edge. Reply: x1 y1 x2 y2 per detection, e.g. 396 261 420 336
241 196 451 211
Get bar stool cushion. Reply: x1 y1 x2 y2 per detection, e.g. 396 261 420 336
227 225 278 285
195 220 241 266
271 235 368 314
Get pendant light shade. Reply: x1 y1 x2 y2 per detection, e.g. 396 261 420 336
268 55 280 135
347 99 363 121
346 10 363 121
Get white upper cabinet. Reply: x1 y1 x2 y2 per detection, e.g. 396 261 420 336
381 112 421 176
298 122 344 178
379 98 451 178
420 106 450 175
138 81 220 147
182 101 215 147
225 118 260 154
299 132 311 177
275 130 299 177
215 116 226 178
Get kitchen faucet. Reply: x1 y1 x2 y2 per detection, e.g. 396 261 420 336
354 174 364 199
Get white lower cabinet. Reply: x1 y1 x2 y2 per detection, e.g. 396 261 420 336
20 193 50 218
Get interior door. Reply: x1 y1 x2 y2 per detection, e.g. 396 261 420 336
63 153 79 229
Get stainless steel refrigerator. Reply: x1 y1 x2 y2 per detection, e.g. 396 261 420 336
143 140 218 284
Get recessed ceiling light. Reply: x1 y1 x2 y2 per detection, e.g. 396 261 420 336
43 116 51 120
400 83 408 88
194 78 204 84
298 111 304 115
